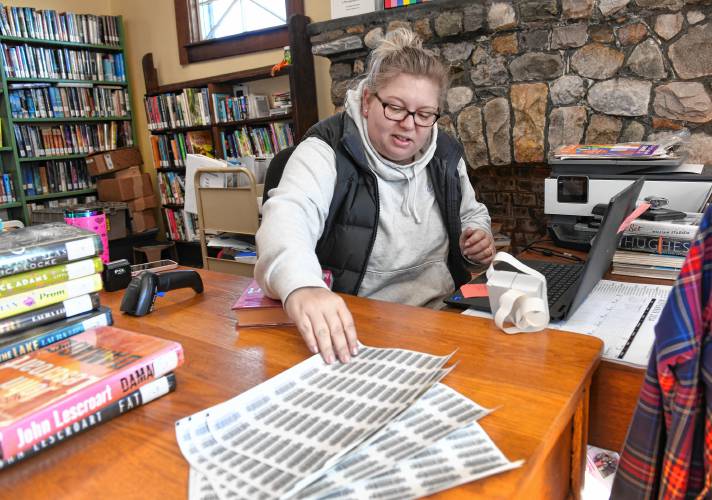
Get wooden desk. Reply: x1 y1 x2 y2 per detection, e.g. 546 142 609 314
519 246 658 452
0 269 602 499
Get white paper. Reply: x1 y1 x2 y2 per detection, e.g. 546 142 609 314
464 279 671 367
316 422 523 500
184 154 228 214
177 346 520 500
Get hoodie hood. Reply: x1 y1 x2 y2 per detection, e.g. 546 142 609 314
344 80 438 223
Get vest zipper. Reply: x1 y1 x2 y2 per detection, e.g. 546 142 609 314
354 169 380 295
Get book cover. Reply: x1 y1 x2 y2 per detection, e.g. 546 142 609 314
0 222 102 278
0 326 184 459
0 373 177 469
555 143 665 159
624 214 701 239
0 292 100 337
232 270 333 327
617 234 691 257
0 306 112 363
0 256 103 297
0 273 103 320
186 130 214 158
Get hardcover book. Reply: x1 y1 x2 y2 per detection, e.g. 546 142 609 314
0 306 112 363
624 213 701 239
0 273 103 320
0 373 177 469
232 270 333 328
617 234 692 257
0 222 102 278
0 326 184 459
0 292 101 336
0 256 103 297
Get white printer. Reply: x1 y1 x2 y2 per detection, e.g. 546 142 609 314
545 162 712 249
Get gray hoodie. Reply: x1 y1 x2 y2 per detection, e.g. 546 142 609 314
255 82 491 309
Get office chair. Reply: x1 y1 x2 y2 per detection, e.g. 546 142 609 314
262 145 296 206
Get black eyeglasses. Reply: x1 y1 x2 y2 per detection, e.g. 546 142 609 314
373 93 440 127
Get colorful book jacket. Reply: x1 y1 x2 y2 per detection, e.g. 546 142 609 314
0 373 177 469
0 273 103 320
0 306 112 363
0 256 103 297
618 234 692 257
0 292 100 337
624 214 701 239
0 326 184 459
0 222 102 278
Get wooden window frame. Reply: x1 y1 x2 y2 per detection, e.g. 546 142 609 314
175 0 304 64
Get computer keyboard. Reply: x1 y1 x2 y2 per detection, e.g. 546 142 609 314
525 261 584 307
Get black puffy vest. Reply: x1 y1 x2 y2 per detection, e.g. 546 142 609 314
303 112 471 295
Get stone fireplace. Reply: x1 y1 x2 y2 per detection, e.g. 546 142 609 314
307 0 712 249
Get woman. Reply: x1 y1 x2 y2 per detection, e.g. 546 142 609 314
255 28 494 364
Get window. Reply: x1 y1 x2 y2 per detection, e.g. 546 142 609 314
174 0 304 64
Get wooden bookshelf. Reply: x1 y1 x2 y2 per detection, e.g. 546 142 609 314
0 10 137 225
142 14 317 257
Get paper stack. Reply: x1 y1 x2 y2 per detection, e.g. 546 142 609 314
176 345 522 499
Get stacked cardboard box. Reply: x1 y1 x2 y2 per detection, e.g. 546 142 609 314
88 148 158 233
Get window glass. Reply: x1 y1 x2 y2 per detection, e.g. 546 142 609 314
198 0 287 40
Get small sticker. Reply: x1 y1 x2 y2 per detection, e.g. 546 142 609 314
63 294 93 317
81 314 109 329
140 377 171 404
104 153 114 170
153 351 179 377
461 283 489 298
65 237 96 260
65 259 96 279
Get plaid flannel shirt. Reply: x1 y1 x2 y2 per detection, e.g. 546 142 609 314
611 208 712 500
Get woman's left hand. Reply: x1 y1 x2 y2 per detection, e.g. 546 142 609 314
459 228 496 265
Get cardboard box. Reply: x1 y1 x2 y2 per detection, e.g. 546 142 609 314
97 173 153 201
114 166 143 178
128 194 158 212
86 147 143 177
131 209 157 233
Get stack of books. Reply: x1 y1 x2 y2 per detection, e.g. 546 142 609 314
0 326 183 468
0 222 109 362
612 213 701 279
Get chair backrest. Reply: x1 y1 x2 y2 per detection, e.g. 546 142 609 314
262 145 296 206
194 166 260 235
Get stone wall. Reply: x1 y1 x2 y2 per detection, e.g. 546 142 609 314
307 0 712 248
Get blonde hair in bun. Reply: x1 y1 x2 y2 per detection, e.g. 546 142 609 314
363 27 449 106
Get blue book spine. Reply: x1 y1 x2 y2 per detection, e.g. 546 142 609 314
0 307 112 363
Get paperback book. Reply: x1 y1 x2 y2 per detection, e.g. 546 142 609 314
0 326 184 459
0 306 112 363
0 222 102 278
0 373 177 469
232 270 333 327
624 213 701 239
0 256 103 297
617 234 692 257
0 292 100 336
0 273 103 320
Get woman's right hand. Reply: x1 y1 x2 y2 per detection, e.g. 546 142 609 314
284 287 359 364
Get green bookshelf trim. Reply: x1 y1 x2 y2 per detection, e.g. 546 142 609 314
19 153 89 162
13 116 132 123
0 146 13 151
0 35 123 52
7 77 127 86
0 201 21 209
25 188 97 201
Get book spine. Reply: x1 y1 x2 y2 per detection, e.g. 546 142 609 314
0 373 177 469
0 257 103 297
0 235 102 278
0 343 184 459
0 273 103 320
0 308 112 363
625 220 699 239
617 234 692 257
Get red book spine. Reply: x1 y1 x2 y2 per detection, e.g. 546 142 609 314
0 343 183 459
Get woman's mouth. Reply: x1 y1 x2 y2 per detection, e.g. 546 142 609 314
392 134 412 147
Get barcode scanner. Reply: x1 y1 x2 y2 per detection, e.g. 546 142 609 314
120 270 204 316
